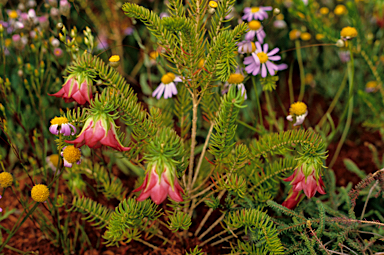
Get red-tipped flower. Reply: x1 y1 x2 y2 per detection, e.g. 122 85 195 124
134 162 184 205
65 115 130 152
282 157 326 209
49 74 93 104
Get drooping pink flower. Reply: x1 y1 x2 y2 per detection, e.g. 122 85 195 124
49 74 93 105
65 115 130 152
282 190 305 209
133 162 184 204
283 165 326 199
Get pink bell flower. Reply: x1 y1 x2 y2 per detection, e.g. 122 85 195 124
282 190 305 210
133 162 184 204
49 74 93 105
283 165 326 199
65 115 130 152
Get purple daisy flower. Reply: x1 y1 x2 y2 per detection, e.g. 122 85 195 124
244 42 288 78
245 20 266 43
242 6 272 21
49 117 77 136
152 72 182 99
237 41 255 54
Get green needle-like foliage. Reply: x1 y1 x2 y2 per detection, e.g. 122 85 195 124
68 197 112 229
225 208 284 254
168 211 192 232
103 198 161 246
209 86 246 163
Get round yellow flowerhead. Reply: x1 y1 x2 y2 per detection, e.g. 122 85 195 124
8 10 18 19
198 59 205 69
300 32 311 41
50 116 69 125
31 184 50 202
289 102 307 116
319 7 329 15
289 29 301 40
0 172 13 188
149 51 159 60
161 72 176 84
209 1 218 8
63 146 81 164
340 26 358 40
316 34 325 40
334 5 347 15
366 81 378 93
248 20 262 31
109 55 120 68
227 73 245 84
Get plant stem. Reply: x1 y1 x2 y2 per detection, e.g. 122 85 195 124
360 180 378 220
211 230 244 246
265 91 280 131
187 91 198 195
191 122 214 188
252 76 263 127
198 213 226 240
296 40 306 102
288 60 294 104
194 190 225 236
136 239 158 250
329 44 355 169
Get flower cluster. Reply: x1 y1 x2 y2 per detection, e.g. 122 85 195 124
286 101 308 126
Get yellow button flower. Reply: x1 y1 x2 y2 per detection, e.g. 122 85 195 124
0 172 13 188
209 1 218 8
289 29 301 40
289 102 307 116
334 5 347 15
316 34 325 40
340 26 358 39
31 184 50 202
320 7 329 15
300 32 311 41
227 73 245 84
109 55 120 68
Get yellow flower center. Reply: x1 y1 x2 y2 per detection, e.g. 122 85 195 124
251 7 260 13
0 172 13 188
50 116 69 125
31 184 50 202
161 72 176 84
257 52 269 64
9 10 18 19
289 102 307 116
227 74 245 84
109 55 120 62
248 20 261 31
240 42 256 53
48 154 60 167
209 1 218 8
5 39 12 47
63 146 81 164
340 26 358 39
320 7 329 15
54 49 62 55
300 32 311 41
198 59 205 69
149 51 159 60
334 5 347 15
366 81 378 89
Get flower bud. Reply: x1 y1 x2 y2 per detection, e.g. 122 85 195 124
336 39 345 48
273 8 280 15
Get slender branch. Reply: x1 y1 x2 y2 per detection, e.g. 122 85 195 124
187 92 199 195
191 167 216 193
198 212 226 240
296 40 306 102
136 238 159 250
191 122 215 188
211 230 244 246
198 228 235 247
360 180 378 220
194 190 226 236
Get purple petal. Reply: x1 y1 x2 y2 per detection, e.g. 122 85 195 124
263 43 268 53
268 55 281 61
261 6 272 11
252 64 261 76
243 7 251 13
244 56 255 65
152 84 165 99
267 47 280 56
252 53 261 65
261 64 267 78
256 42 262 52
49 124 59 135
170 83 178 95
245 31 255 41
63 159 73 168
277 63 288 70
60 124 71 136
266 61 276 76
174 77 182 83
69 124 77 135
